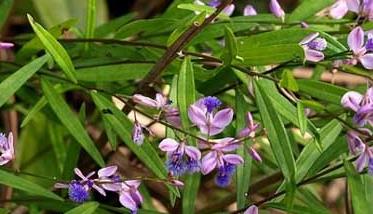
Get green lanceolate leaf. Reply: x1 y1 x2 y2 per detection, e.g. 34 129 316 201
85 0 96 50
65 202 99 214
41 79 104 166
254 79 296 181
177 57 195 129
222 26 238 65
167 12 206 46
27 14 78 83
0 169 63 201
90 92 180 197
297 79 349 105
177 57 200 214
0 55 48 107
344 160 373 214
280 69 299 92
0 0 13 30
238 44 304 66
297 102 307 135
235 89 252 209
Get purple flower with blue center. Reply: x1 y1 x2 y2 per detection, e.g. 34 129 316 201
341 87 373 126
201 137 244 187
299 33 327 62
188 97 233 136
54 168 106 202
119 180 143 214
0 132 14 165
347 27 373 69
159 138 201 176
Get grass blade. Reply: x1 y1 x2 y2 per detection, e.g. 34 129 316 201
65 202 99 214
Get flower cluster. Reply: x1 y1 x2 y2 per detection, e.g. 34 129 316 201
134 94 262 187
55 166 143 213
342 87 373 173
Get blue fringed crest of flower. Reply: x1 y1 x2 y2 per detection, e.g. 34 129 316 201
166 152 187 176
215 163 235 187
186 159 200 173
369 158 373 175
366 37 373 51
207 0 220 7
307 38 327 51
203 96 222 113
68 182 89 203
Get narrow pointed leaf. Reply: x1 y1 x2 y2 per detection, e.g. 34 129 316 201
0 169 63 201
0 55 48 107
177 57 200 214
65 202 99 214
41 79 104 166
235 89 252 209
27 14 77 83
254 80 296 180
297 102 307 135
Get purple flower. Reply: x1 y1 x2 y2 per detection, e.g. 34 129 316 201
133 93 182 128
0 132 14 165
341 87 373 126
169 179 185 187
97 165 122 192
132 122 145 146
329 0 373 20
164 107 182 128
188 97 233 136
133 93 169 110
54 168 106 200
299 33 327 62
347 26 373 69
244 205 259 214
355 144 373 172
159 138 201 176
0 42 14 49
346 130 366 155
119 180 143 214
329 0 349 19
201 138 243 187
203 96 222 113
244 5 257 16
73 168 106 196
269 0 285 21
248 147 262 162
238 112 260 138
